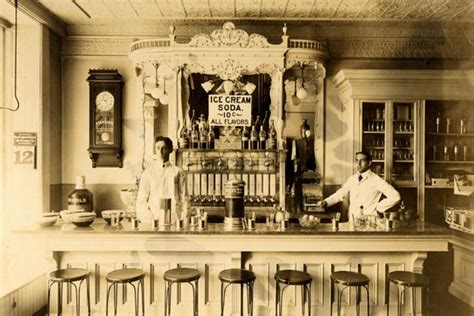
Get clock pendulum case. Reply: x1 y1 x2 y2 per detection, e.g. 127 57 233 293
87 69 124 168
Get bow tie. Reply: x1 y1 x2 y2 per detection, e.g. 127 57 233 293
358 174 363 182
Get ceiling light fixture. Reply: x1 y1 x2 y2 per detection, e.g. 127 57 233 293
296 62 308 100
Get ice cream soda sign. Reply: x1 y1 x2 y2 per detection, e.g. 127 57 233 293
208 94 251 126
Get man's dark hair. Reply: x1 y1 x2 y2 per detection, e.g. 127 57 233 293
356 149 372 162
155 136 173 150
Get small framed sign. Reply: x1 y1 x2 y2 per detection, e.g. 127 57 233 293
208 94 252 127
13 132 37 168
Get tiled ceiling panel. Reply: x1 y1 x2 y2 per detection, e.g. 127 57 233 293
35 0 474 24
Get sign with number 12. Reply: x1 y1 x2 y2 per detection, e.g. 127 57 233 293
13 132 37 168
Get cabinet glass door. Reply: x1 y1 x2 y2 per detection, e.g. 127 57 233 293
361 101 386 178
392 102 416 185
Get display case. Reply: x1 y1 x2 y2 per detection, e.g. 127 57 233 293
424 100 474 188
361 100 418 187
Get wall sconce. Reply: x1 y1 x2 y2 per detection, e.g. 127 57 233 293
296 63 308 100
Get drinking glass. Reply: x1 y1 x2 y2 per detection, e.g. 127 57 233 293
266 212 275 228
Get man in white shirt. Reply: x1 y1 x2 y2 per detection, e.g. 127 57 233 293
317 150 400 220
136 136 188 224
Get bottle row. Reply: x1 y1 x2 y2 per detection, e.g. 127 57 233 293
178 111 278 150
366 138 413 148
429 143 470 161
364 120 415 132
434 113 469 134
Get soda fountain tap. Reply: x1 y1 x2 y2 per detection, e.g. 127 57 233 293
184 152 193 171
264 152 273 172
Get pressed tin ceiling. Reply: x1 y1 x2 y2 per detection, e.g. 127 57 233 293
34 0 474 25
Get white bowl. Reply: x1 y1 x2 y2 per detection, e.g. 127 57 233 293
60 210 86 223
71 212 96 227
38 213 59 227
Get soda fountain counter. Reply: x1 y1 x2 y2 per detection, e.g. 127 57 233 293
16 219 451 315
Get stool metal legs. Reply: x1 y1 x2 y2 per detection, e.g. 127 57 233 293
106 278 144 316
164 279 199 316
275 281 311 316
220 280 255 316
334 283 369 316
388 283 429 316
47 275 91 316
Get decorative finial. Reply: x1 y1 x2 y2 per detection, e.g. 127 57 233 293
283 23 287 36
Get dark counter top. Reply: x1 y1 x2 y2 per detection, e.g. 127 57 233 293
24 219 451 237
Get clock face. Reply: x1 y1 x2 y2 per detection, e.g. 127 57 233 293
95 91 115 112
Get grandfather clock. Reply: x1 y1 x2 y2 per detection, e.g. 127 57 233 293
87 69 124 168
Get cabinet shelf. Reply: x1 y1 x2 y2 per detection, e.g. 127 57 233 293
363 131 385 134
394 160 414 163
394 131 414 135
426 160 474 164
426 132 474 137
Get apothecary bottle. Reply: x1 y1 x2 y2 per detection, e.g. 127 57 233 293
267 120 277 150
68 176 93 212
241 126 249 150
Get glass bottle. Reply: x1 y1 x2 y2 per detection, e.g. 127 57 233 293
198 114 208 149
460 118 466 134
463 143 469 161
443 140 450 161
435 112 441 133
208 126 215 150
267 119 277 150
191 122 199 149
446 117 451 134
454 142 459 161
241 126 249 150
68 176 93 213
178 123 189 149
250 125 258 150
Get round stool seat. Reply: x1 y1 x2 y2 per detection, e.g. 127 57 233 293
49 268 89 282
275 269 312 285
164 268 200 283
106 268 145 283
389 271 427 287
219 269 256 284
331 271 369 286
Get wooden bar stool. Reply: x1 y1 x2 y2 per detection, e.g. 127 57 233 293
218 268 256 316
331 271 370 316
47 268 90 316
387 271 429 316
274 269 312 316
105 268 145 316
164 267 200 316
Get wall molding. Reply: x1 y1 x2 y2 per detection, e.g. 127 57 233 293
63 36 473 59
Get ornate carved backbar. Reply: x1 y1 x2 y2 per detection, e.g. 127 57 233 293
129 22 328 210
